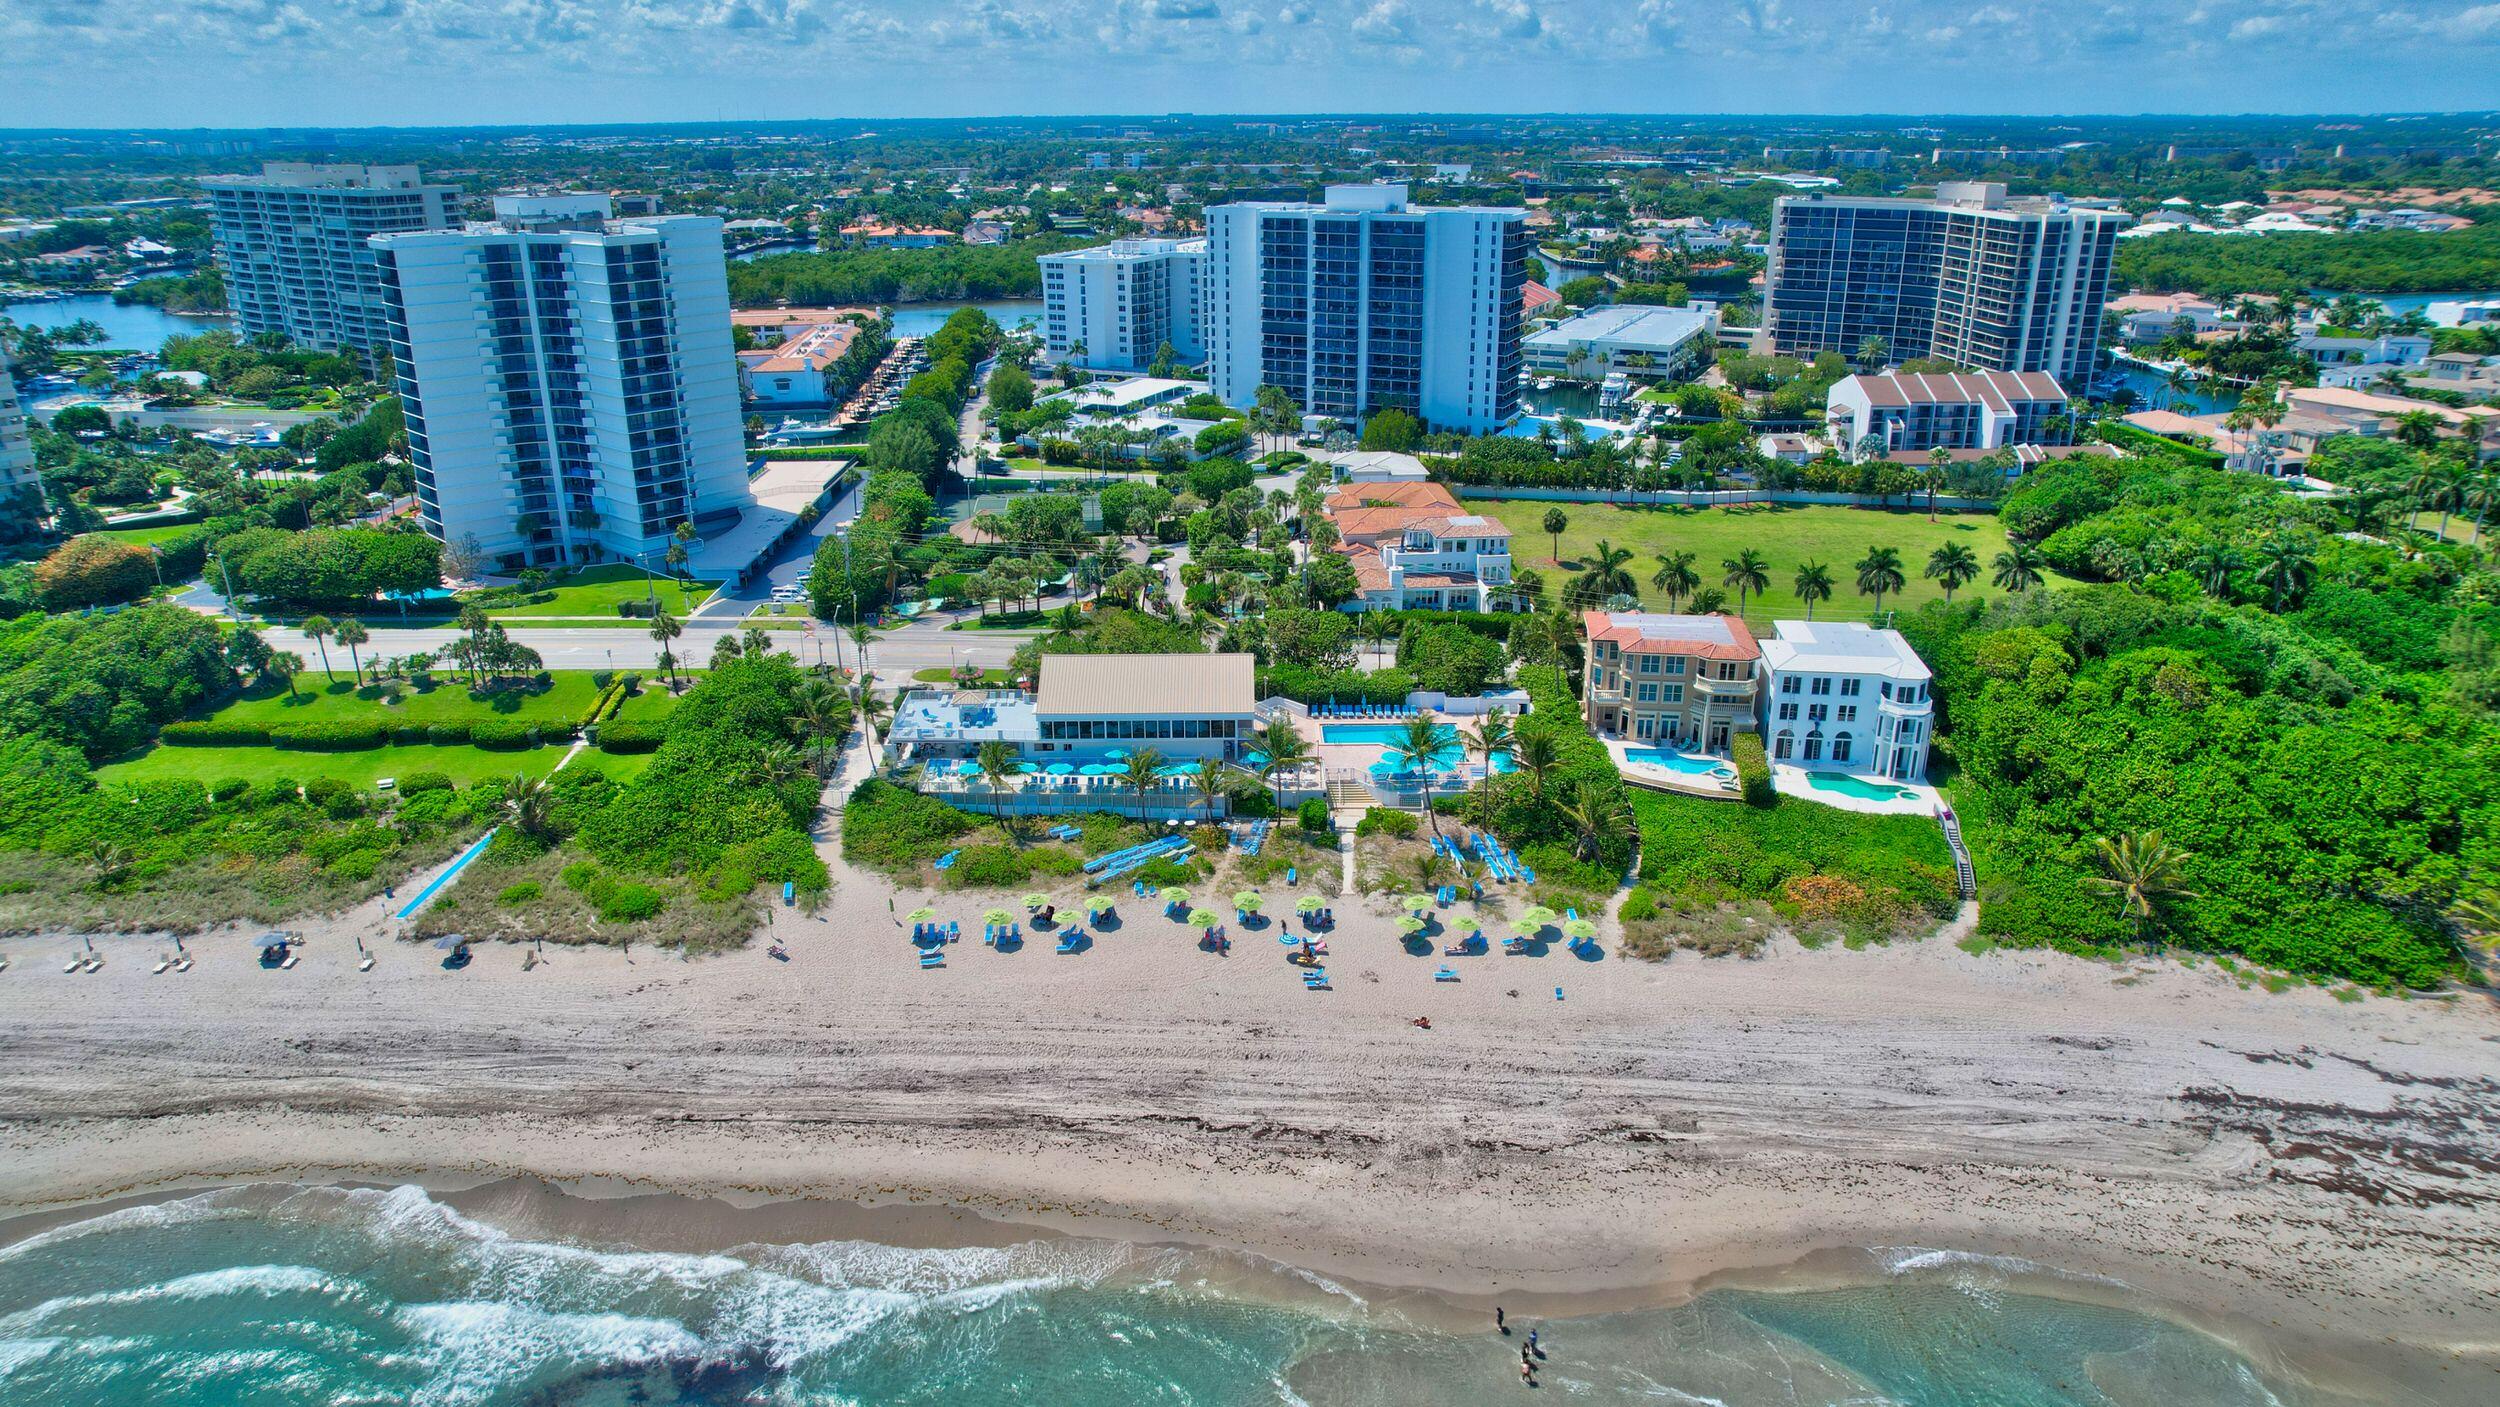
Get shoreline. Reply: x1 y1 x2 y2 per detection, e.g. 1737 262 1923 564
0 1171 2474 1405
3 871 2496 1401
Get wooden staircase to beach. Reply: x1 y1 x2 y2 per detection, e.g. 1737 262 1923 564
1936 803 1978 900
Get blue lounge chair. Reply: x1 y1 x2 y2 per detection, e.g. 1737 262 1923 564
1056 934 1084 954
1554 986 1565 1001
946 920 961 941
919 951 945 968
783 882 795 905
1286 867 1296 886
1434 966 1460 982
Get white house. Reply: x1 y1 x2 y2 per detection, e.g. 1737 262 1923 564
1758 621 1935 782
1323 481 1516 613
1826 371 2068 457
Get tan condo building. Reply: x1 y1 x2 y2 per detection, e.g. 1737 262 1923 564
1579 611 1762 753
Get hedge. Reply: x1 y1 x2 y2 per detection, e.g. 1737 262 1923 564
269 720 388 751
2096 420 2228 468
596 719 665 754
426 723 471 746
160 720 272 746
1258 664 1419 705
467 720 544 750
1732 732 1772 805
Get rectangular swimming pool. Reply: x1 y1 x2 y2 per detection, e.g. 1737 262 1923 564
1320 724 1456 747
1624 748 1735 777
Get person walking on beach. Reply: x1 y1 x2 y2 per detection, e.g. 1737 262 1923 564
1527 1328 1542 1359
1495 1305 1507 1335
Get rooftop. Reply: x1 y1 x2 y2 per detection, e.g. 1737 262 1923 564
1042 237 1207 262
1760 621 1931 681
1035 653 1256 718
1525 304 1716 352
1835 370 2067 411
1581 610 1761 661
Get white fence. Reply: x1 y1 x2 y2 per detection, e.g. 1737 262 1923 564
1451 485 1999 512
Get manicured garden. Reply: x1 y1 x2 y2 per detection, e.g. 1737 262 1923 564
203 671 608 730
1475 500 2020 625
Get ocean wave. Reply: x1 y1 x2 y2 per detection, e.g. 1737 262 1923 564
1873 1245 2130 1289
0 1194 259 1264
0 1263 361 1333
397 1300 705 1406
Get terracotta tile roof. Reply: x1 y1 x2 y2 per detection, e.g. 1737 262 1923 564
1324 481 1459 513
1846 370 2066 411
1581 610 1761 661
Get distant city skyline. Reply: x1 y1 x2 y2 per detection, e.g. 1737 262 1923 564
4 0 2500 128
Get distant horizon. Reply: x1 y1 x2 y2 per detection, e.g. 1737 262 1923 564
5 0 2500 130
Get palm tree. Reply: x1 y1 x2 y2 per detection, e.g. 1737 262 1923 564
1554 780 1632 864
976 739 1022 825
754 741 810 787
1792 561 1834 619
2407 459 2466 539
300 614 336 683
1511 730 1560 800
335 617 370 685
1853 546 1906 615
1651 550 1699 611
1120 748 1166 818
2444 888 2500 954
2255 536 2315 610
1920 460 1948 522
1721 548 1770 617
1256 720 1312 808
1989 544 2046 595
1924 543 1980 601
2392 409 2444 451
789 677 848 774
1584 539 1637 600
87 839 132 888
268 651 303 698
1390 712 1451 842
499 774 554 841
1188 761 1229 824
649 608 682 687
1542 507 1569 565
1468 709 1514 775
2183 542 2239 598
1854 334 1888 373
2086 831 2199 941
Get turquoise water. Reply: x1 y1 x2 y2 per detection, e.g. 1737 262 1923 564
1624 748 1734 777
1323 724 1512 777
1805 772 1919 802
1319 724 1446 747
0 1186 2373 1406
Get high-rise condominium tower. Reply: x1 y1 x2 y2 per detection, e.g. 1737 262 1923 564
0 339 37 528
373 194 750 572
1766 182 2124 385
1039 237 1207 372
202 163 462 359
1205 184 1529 434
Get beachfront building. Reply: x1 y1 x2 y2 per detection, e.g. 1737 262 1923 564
1765 182 2123 386
373 193 752 572
0 339 36 529
1579 611 1763 753
202 163 461 361
1204 183 1530 434
1826 370 2069 457
888 654 1302 818
1038 237 1208 373
1758 621 1933 781
1522 304 1717 382
1325 481 1517 613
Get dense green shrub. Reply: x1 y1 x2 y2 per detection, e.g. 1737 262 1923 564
841 777 980 871
160 720 272 746
596 720 664 754
425 722 471 746
466 720 542 750
498 882 541 905
0 605 234 762
399 772 454 795
1631 789 1957 940
208 777 250 803
948 844 1031 888
1731 733 1771 805
1297 796 1334 836
1355 807 1418 839
1619 885 1660 923
269 720 387 750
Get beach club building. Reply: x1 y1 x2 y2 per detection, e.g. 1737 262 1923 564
886 654 1309 817
1758 621 1934 781
1579 611 1763 753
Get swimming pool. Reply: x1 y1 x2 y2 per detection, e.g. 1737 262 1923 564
1624 748 1736 778
1321 723 1456 747
1322 723 1510 775
1805 773 1920 802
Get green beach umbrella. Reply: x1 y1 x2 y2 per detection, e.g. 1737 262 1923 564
1459 914 1483 933
1021 892 1050 910
1393 915 1428 935
1232 891 1264 912
1400 893 1433 915
1295 894 1325 914
907 906 938 923
1159 887 1191 906
1084 894 1116 915
1187 907 1220 930
983 908 1015 927
1562 918 1599 941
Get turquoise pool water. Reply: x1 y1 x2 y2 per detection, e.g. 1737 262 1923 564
1320 723 1453 747
1322 724 1511 776
1625 748 1735 777
1806 773 1920 802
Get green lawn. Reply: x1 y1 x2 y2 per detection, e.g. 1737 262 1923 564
912 666 1017 687
98 740 573 792
83 521 203 548
607 683 685 724
213 671 607 729
480 565 717 619
1478 501 2023 626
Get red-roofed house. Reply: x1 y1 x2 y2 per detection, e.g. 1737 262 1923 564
1322 480 1518 613
1580 610 1762 752
737 321 860 408
1520 281 1561 317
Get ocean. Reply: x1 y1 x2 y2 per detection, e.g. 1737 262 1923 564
0 1184 2378 1406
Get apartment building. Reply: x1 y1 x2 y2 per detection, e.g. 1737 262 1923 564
202 163 461 360
1038 237 1207 372
1205 183 1530 434
1324 480 1516 613
1826 370 2068 456
1579 611 1763 754
1766 182 2123 386
0 339 36 528
1759 621 1934 781
373 194 751 572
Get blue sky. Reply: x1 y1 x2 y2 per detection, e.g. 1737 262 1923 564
4 0 2499 127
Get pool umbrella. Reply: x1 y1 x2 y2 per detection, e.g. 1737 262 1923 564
1013 762 1043 774
1232 891 1264 913
907 906 937 924
983 908 1015 928
1400 893 1434 915
1105 748 1131 760
1393 915 1428 936
1084 895 1116 915
1045 762 1075 776
1187 908 1221 930
1562 918 1599 941
1158 887 1191 907
1021 892 1050 910
1295 895 1325 915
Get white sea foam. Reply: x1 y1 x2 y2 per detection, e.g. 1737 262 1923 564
0 1263 355 1333
0 1192 257 1264
397 1300 704 1407
0 1337 64 1379
1873 1245 2128 1289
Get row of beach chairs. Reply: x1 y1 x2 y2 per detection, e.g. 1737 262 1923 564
1310 701 1414 719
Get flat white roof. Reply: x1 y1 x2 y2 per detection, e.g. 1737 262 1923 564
1525 305 1714 353
1759 620 1931 681
1036 653 1255 717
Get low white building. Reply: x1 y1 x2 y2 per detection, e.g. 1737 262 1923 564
2424 298 2500 329
1522 305 1717 381
1759 620 1934 782
1826 370 2068 457
737 321 859 410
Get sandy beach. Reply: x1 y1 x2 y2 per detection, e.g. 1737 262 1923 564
3 829 2498 1402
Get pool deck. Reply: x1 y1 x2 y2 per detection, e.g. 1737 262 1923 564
1599 737 1741 799
1773 764 1941 816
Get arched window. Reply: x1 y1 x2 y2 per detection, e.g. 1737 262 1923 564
1773 731 1793 760
1802 729 1823 762
1832 732 1853 764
